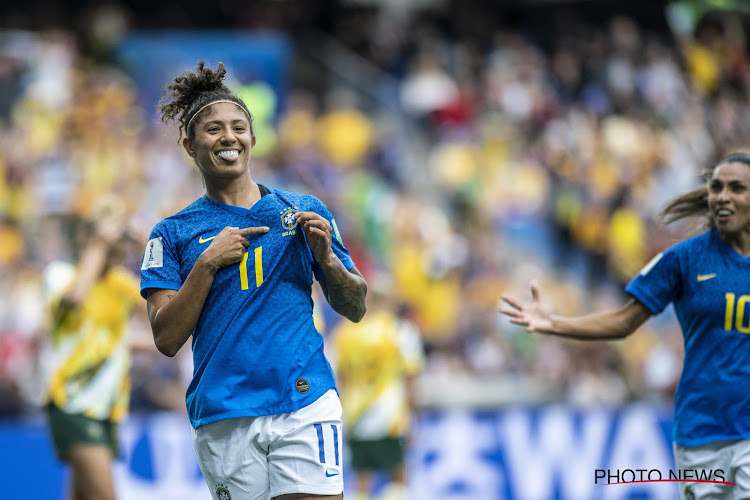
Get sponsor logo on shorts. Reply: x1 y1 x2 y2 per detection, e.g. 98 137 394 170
295 378 310 394
215 483 232 500
325 470 340 477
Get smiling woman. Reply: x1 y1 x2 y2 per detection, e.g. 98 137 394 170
662 153 750 243
183 102 256 185
500 152 750 500
140 61 367 500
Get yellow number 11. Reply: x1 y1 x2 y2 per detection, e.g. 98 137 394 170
239 246 263 290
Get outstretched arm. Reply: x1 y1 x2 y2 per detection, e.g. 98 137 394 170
295 211 367 322
500 281 652 340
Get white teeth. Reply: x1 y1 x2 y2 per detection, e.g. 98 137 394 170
216 150 240 160
717 209 732 216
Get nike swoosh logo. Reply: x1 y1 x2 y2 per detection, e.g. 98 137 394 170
199 236 216 244
697 273 717 282
325 471 339 477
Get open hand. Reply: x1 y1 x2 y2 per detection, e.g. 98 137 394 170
499 281 554 333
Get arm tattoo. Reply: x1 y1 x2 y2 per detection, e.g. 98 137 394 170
207 261 219 276
167 294 175 300
319 262 367 322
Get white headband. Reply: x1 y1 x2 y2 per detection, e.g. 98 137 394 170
185 99 251 134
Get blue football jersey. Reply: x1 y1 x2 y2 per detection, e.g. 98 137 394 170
140 187 355 429
626 230 750 446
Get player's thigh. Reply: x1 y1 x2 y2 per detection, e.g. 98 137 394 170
729 437 750 499
268 389 344 498
192 417 270 500
68 444 116 500
674 440 733 500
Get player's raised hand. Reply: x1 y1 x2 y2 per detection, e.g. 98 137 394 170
295 211 334 265
203 226 269 269
499 281 554 333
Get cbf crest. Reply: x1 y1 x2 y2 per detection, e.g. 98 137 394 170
281 207 298 237
215 483 232 500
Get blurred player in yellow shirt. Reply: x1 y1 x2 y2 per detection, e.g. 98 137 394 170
333 280 424 500
43 208 145 500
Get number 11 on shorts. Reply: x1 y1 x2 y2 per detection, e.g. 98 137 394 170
314 423 339 466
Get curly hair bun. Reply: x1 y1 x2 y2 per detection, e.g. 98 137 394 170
158 61 236 137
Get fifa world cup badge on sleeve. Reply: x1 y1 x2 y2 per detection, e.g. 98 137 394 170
141 237 164 270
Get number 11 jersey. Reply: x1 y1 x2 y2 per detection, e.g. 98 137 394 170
140 186 355 429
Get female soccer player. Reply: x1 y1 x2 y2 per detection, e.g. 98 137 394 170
141 62 367 500
45 211 142 500
501 152 750 500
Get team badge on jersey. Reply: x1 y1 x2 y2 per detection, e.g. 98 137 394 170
141 238 164 270
215 483 232 500
281 207 298 236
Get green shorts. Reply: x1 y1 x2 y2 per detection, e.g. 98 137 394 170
45 403 118 462
348 437 405 472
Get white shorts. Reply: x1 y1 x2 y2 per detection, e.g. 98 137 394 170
192 389 344 500
674 438 750 500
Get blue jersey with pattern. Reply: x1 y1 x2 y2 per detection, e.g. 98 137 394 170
140 187 354 429
626 230 750 446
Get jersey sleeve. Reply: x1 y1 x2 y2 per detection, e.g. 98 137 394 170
625 247 683 315
306 197 356 281
140 221 182 298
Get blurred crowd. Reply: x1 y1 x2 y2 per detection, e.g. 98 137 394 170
1 3 749 417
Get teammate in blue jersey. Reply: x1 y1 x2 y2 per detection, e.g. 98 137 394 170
141 62 367 500
500 152 750 500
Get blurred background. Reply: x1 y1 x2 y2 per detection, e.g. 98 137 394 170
1 0 749 498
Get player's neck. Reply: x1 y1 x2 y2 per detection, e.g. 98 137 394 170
719 229 750 257
205 177 262 209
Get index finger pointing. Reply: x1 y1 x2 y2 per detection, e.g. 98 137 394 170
239 226 270 237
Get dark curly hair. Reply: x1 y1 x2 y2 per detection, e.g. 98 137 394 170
158 61 253 141
661 152 750 229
